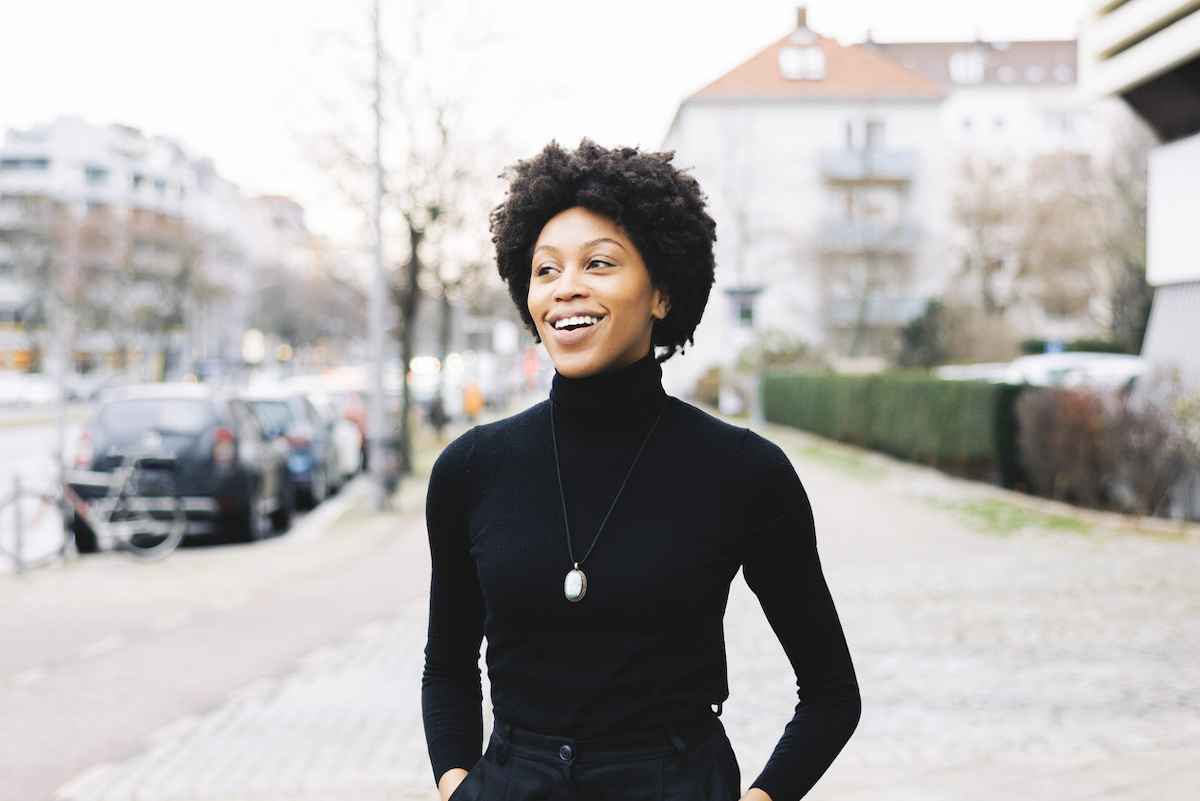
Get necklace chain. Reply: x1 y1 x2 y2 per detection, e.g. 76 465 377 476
550 398 670 570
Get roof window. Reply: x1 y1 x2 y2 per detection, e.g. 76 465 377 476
779 46 826 80
949 50 985 84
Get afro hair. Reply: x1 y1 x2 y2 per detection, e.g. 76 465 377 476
490 139 717 362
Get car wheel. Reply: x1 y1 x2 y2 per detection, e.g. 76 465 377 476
271 475 294 532
72 513 99 554
232 486 268 543
301 464 326 509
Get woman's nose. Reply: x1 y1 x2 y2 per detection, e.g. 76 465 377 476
554 264 588 300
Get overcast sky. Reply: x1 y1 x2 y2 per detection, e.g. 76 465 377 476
0 0 1087 243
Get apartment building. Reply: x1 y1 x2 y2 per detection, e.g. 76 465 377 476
1082 0 1200 388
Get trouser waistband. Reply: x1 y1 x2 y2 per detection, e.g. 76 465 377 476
490 714 718 766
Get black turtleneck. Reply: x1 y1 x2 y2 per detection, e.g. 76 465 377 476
422 355 860 801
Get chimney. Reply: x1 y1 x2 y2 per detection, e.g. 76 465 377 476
797 7 807 29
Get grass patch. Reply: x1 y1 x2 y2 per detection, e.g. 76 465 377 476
790 442 886 481
927 496 1092 535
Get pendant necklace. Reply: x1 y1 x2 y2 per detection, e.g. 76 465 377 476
551 398 670 602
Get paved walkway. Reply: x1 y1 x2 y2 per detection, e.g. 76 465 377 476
19 419 1200 801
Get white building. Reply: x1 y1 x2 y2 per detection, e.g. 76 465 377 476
873 37 1136 345
1082 0 1200 389
0 117 324 381
662 9 946 396
662 9 1138 397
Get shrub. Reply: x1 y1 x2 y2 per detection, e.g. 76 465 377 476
762 372 1023 483
1015 380 1195 514
1016 388 1113 508
896 300 951 368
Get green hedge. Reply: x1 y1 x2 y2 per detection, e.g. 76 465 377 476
762 372 1026 486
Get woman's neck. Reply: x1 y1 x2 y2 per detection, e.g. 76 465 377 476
549 353 666 419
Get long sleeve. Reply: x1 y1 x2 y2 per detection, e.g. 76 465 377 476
421 430 487 783
737 434 861 801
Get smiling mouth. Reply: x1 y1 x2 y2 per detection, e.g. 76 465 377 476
553 315 599 331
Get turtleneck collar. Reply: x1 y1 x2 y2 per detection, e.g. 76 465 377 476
550 352 666 417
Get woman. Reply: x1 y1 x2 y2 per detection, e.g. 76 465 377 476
423 141 860 801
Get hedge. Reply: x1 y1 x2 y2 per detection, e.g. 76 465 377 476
762 372 1026 487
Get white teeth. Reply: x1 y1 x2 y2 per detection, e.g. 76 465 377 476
554 316 598 330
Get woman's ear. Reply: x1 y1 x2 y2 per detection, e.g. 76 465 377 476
652 287 671 321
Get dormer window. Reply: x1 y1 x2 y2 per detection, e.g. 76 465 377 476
949 50 985 84
779 46 825 80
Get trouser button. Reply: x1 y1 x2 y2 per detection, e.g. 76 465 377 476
558 744 573 761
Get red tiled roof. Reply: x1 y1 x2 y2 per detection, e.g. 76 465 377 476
690 32 945 101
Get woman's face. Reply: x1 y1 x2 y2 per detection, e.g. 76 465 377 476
529 206 668 379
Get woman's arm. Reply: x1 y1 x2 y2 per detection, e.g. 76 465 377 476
737 435 861 801
422 435 488 787
438 768 469 801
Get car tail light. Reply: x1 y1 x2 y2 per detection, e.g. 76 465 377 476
75 429 94 469
286 425 312 450
213 427 237 468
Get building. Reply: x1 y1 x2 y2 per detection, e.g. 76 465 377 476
662 8 1137 398
662 9 947 397
1082 0 1200 389
0 117 333 382
874 37 1135 346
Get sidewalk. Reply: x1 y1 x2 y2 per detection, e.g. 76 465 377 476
40 415 1200 801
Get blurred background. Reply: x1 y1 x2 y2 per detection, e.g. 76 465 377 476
1 1 1199 799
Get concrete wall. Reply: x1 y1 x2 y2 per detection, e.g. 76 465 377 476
1148 131 1200 287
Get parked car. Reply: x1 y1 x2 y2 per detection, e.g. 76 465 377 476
1004 353 1144 389
306 390 363 488
68 383 293 550
245 388 340 508
0 371 59 406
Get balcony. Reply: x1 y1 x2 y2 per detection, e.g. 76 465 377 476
819 149 919 182
819 221 921 253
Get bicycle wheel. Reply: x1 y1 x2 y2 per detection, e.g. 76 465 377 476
0 490 69 570
108 490 187 561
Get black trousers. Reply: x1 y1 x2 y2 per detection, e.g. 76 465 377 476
450 715 741 801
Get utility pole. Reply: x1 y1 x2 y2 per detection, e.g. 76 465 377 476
368 0 389 511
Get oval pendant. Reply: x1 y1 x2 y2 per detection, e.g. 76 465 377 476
564 568 587 602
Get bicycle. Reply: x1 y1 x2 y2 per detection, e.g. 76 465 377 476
65 447 188 562
0 476 72 573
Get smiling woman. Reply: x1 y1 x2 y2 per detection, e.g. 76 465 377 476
422 141 861 801
528 207 669 378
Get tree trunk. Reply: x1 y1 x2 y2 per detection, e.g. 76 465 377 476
396 220 423 476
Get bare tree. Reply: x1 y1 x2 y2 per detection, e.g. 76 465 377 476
311 0 506 475
1092 117 1156 353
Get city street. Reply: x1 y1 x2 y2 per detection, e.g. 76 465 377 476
2 416 1198 801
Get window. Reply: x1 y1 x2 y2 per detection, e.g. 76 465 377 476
779 46 826 80
0 158 50 171
1025 65 1045 82
865 121 885 151
85 166 109 185
154 179 166 195
132 174 146 190
949 50 985 84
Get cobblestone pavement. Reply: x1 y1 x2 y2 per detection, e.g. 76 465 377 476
34 420 1200 801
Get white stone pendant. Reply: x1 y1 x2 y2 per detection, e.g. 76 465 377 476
564 567 587 602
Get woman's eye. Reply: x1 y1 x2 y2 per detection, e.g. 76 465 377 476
534 264 557 277
588 258 613 269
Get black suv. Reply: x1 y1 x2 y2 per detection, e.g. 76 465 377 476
69 383 294 550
